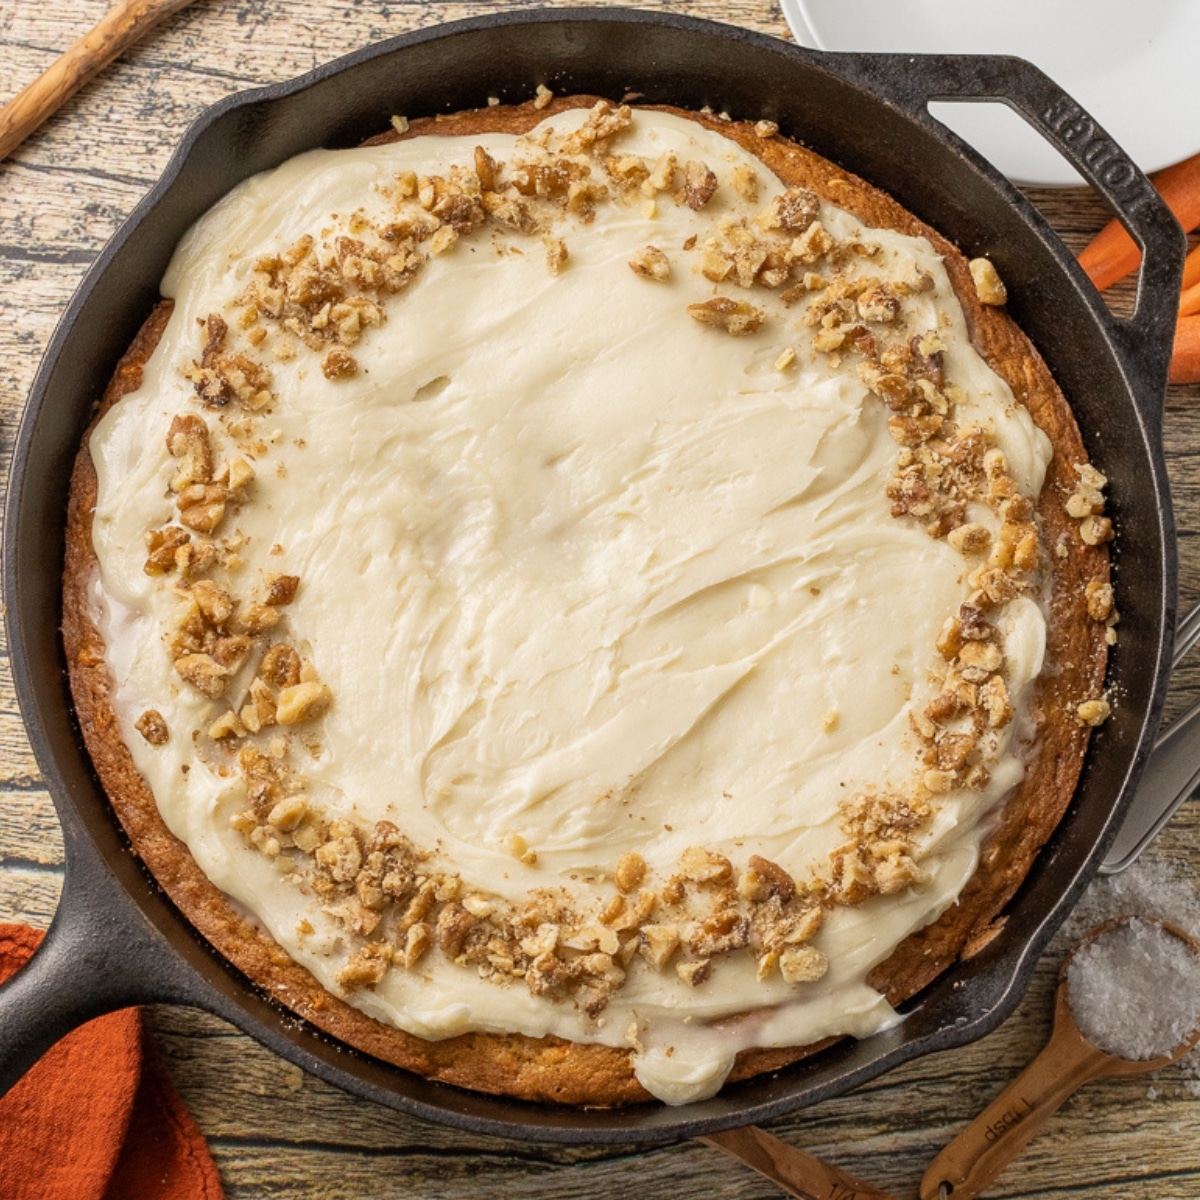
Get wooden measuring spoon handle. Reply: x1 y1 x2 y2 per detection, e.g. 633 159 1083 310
0 0 198 164
919 1002 1111 1200
702 1124 900 1200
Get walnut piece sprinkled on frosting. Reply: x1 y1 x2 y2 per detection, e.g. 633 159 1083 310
135 709 169 745
681 161 718 210
322 347 357 380
686 297 764 335
275 681 333 726
763 186 820 234
628 245 671 281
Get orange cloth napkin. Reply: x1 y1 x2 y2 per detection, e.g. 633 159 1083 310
0 924 224 1200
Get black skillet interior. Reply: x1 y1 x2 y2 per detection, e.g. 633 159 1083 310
0 8 1184 1144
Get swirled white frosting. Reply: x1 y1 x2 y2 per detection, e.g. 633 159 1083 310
87 108 1051 1104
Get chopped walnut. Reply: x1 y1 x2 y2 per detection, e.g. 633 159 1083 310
322 347 357 379
190 579 233 627
637 923 679 969
856 283 900 323
315 821 362 883
1066 492 1102 519
1085 579 1114 621
533 83 554 110
165 414 213 492
267 793 308 832
765 187 820 233
679 846 732 883
1080 514 1114 546
737 855 795 903
212 635 252 672
687 909 749 956
935 732 976 772
681 161 718 210
676 959 712 987
1077 697 1112 726
936 618 964 662
177 483 227 534
614 852 647 893
779 945 828 984
226 457 255 494
731 165 759 202
135 710 169 745
873 851 928 895
628 245 671 281
958 640 1003 673
969 257 1007 305
263 574 300 606
543 236 568 275
337 943 390 991
259 643 302 689
402 922 432 967
144 526 191 576
687 297 764 336
979 675 1014 728
923 768 955 794
238 603 280 635
561 100 633 154
275 681 333 726
754 119 779 139
948 523 991 555
200 312 227 366
174 653 228 699
520 922 560 959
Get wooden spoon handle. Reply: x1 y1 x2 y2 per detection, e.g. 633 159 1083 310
0 0 198 164
919 994 1111 1200
701 1125 899 1200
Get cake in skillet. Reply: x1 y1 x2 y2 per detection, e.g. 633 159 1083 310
63 96 1114 1105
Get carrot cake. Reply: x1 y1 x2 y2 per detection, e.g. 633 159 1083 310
63 96 1113 1106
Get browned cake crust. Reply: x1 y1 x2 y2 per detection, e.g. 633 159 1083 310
62 97 1109 1106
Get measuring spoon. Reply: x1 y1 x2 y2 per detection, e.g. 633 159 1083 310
919 917 1200 1200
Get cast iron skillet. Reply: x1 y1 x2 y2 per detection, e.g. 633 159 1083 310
0 9 1185 1144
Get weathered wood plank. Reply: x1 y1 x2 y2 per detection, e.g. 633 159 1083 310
2 3 1200 1198
0 787 62 867
0 863 62 927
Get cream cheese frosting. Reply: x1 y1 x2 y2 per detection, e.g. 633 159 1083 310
86 104 1052 1104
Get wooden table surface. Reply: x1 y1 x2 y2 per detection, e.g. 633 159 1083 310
3 2 1200 1196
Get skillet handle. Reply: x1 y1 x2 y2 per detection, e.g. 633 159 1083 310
833 53 1184 418
0 829 199 1098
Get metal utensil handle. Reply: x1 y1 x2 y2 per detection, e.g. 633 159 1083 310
1173 596 1200 669
1098 595 1200 872
832 52 1184 419
1101 698 1200 873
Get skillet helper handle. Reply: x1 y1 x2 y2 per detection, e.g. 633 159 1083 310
0 0 198 164
702 1125 899 1200
919 989 1111 1200
838 53 1184 415
0 844 182 1098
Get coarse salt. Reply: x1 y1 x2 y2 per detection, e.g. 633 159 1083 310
1067 918 1200 1060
